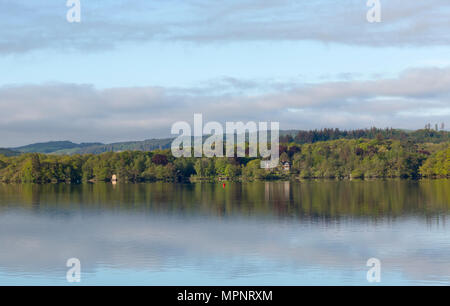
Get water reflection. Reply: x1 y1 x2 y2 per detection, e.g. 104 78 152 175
0 181 449 285
1 180 449 220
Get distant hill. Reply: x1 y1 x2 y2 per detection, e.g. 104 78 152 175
54 138 174 155
9 139 173 155
7 128 450 156
12 141 104 154
0 148 20 157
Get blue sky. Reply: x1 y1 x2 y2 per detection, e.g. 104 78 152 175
3 42 450 89
0 0 450 146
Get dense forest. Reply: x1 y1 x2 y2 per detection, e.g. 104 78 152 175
0 136 448 183
280 127 450 144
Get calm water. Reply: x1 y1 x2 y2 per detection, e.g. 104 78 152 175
0 180 449 285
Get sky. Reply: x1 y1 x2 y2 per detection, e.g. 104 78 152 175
0 0 450 147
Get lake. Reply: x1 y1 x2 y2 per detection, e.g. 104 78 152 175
0 180 449 285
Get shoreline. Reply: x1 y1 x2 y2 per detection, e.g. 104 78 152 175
0 177 448 185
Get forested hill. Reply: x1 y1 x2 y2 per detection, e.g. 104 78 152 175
53 138 174 154
4 128 450 156
13 141 103 154
280 128 450 144
10 139 173 155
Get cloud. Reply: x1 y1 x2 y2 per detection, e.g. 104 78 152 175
1 0 450 55
0 66 449 147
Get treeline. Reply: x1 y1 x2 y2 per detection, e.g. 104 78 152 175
281 128 450 144
0 151 184 183
0 139 448 183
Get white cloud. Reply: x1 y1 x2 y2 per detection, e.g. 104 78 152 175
0 66 449 147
